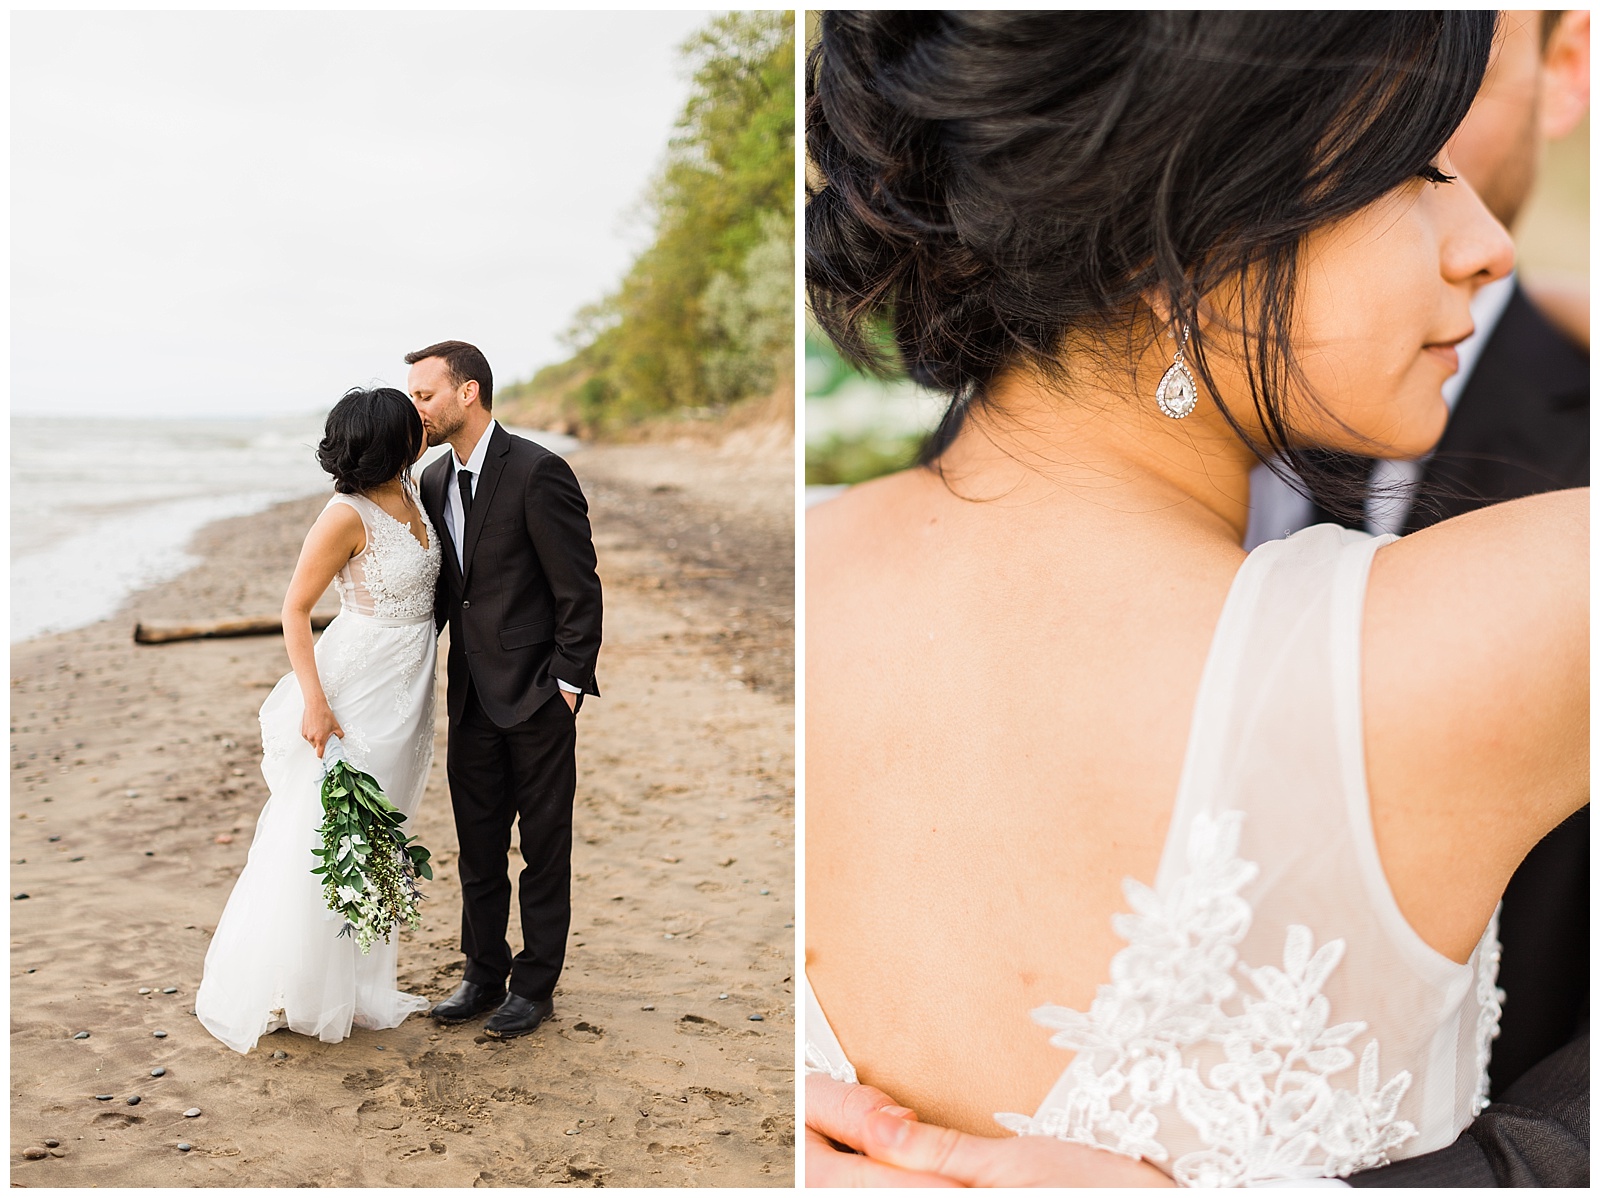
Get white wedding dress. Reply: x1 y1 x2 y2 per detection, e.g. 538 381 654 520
805 524 1503 1186
197 490 442 1054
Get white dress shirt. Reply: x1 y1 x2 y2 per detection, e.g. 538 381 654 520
1244 273 1519 549
448 420 580 696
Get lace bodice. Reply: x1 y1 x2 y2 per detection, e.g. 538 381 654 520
327 490 440 620
804 524 1502 1186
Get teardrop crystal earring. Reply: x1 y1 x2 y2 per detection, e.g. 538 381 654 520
1155 324 1198 419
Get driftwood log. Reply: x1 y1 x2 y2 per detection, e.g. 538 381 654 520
134 614 336 645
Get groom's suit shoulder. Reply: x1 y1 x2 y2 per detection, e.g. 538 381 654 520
494 428 589 500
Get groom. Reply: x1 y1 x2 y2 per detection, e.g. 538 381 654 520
408 339 603 1039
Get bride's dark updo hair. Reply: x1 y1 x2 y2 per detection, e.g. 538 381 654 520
807 12 1496 510
317 387 425 495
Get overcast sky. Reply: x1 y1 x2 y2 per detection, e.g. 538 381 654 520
13 10 715 418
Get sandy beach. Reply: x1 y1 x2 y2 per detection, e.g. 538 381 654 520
10 434 795 1187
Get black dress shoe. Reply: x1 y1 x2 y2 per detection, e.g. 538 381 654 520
430 980 506 1023
484 993 554 1039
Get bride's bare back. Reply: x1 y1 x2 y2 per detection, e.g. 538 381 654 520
807 467 1245 1131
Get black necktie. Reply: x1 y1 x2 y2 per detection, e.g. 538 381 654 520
457 468 474 536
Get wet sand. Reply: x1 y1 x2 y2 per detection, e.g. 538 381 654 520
10 434 796 1187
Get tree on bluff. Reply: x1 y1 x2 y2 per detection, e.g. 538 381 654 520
522 11 794 430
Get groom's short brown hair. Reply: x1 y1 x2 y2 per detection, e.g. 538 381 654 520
405 340 494 411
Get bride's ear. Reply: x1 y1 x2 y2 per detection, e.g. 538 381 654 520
1139 283 1226 350
1141 286 1176 331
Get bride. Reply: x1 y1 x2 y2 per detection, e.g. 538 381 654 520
197 387 441 1053
803 12 1587 1187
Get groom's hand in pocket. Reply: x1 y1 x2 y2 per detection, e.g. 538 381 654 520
805 1073 961 1187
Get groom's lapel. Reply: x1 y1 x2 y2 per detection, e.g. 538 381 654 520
461 424 509 587
424 459 464 586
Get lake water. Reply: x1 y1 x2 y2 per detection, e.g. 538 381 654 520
10 415 577 643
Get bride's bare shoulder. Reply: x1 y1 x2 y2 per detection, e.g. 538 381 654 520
1366 487 1587 646
1362 487 1588 961
807 468 939 582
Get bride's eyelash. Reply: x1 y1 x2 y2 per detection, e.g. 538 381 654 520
1418 164 1456 184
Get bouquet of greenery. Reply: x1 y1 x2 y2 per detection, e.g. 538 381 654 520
310 735 432 954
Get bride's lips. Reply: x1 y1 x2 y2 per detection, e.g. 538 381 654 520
1423 329 1472 373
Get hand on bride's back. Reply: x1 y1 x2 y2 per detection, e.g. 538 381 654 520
806 1074 1173 1187
300 703 344 758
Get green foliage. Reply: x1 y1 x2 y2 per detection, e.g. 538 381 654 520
804 329 861 399
805 432 924 487
311 759 431 954
702 208 794 403
502 12 796 433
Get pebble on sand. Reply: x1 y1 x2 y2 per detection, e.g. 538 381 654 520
162 987 178 994
72 1031 90 1040
214 834 234 845
748 1014 764 1021
184 1108 201 1118
49 1148 66 1158
151 1067 166 1077
22 1146 47 1160
642 1004 655 1011
153 1030 168 1038
138 988 152 995
14 893 29 901
44 1140 59 1148
126 1096 141 1106
177 1142 192 1152
94 1095 113 1102
271 1050 288 1059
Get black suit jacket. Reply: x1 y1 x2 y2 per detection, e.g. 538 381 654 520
1321 284 1590 1185
421 423 603 728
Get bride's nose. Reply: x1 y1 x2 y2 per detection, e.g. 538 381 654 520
1440 167 1516 289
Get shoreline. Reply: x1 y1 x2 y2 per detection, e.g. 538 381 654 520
10 437 795 1186
9 423 580 646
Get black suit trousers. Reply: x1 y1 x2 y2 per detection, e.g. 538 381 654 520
446 679 576 1002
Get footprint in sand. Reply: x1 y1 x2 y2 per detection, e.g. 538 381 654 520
560 1021 604 1044
92 1112 143 1129
357 1100 404 1130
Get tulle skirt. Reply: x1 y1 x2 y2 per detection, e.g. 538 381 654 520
196 609 438 1054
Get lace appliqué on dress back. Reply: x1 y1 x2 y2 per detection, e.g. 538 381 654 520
1471 917 1505 1117
997 810 1430 1187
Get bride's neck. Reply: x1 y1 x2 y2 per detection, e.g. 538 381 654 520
363 477 407 503
936 352 1260 544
